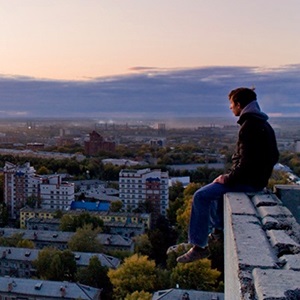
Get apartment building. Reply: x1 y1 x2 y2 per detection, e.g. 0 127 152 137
39 175 74 211
4 162 40 219
20 207 150 239
0 228 134 252
119 168 169 220
0 246 120 278
0 277 101 299
3 162 75 219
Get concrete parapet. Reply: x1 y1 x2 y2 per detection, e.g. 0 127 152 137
224 189 300 300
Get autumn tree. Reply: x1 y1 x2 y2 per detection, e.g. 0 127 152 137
16 239 35 249
108 254 158 300
176 182 202 241
170 258 222 291
124 291 152 300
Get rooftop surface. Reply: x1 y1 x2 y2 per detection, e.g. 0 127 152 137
224 186 300 299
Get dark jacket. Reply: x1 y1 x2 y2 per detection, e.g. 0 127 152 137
223 101 279 189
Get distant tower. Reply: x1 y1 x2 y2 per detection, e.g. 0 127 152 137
157 123 166 135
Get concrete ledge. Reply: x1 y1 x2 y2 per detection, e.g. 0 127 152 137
224 189 300 300
253 269 300 299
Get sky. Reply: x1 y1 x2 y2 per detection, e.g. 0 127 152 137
1 0 300 81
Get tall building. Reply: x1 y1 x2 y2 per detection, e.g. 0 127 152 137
119 168 169 220
3 162 74 219
4 162 39 219
39 175 74 211
84 130 115 156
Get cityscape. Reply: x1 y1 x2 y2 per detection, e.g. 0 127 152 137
1 1 300 299
0 116 299 298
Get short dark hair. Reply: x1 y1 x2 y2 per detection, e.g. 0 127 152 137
228 87 257 108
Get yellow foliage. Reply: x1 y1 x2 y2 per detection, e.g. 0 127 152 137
176 183 202 232
171 258 221 291
108 254 157 299
125 290 152 300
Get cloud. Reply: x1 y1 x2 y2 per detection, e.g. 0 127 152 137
0 64 299 119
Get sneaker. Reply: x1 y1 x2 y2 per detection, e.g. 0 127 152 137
166 243 191 255
176 246 210 263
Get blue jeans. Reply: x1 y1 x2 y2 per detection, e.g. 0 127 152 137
188 182 261 247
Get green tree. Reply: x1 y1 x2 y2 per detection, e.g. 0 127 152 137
110 200 123 212
60 212 104 232
3 233 24 247
170 258 221 291
34 247 77 281
26 194 41 209
0 202 9 226
68 225 103 253
0 174 4 202
37 166 50 175
169 182 184 202
147 216 177 267
76 256 113 300
108 254 158 300
134 234 152 257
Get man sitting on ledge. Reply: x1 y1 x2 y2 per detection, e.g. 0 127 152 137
171 87 279 263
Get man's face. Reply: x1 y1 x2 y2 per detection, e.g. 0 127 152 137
229 97 242 116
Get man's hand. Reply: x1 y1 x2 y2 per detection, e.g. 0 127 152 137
213 175 226 184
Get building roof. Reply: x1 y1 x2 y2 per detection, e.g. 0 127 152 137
0 246 120 269
0 277 100 299
70 201 110 211
152 288 224 300
0 228 133 249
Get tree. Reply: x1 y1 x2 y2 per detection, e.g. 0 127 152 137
124 291 152 300
60 212 104 232
170 258 221 291
34 247 77 281
68 225 103 253
176 183 202 241
108 254 158 300
168 182 184 202
0 202 9 226
26 194 41 209
134 234 152 257
147 216 177 267
0 174 4 202
110 200 123 212
76 256 113 300
37 166 50 175
16 239 35 249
